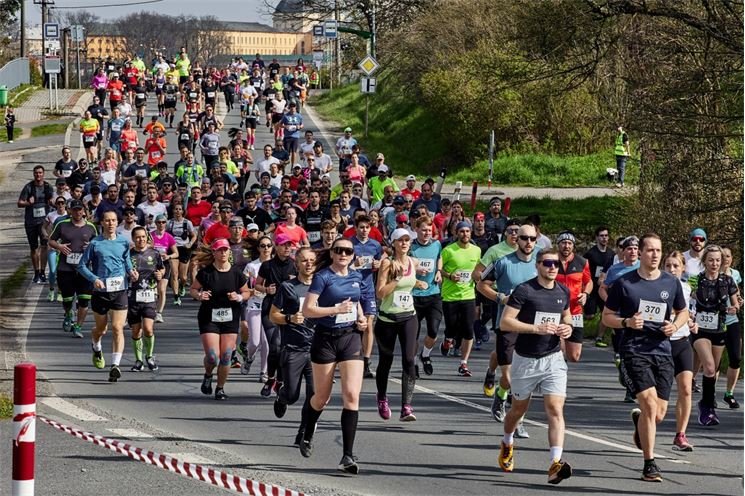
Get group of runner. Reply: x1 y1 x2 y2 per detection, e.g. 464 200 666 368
16 49 742 481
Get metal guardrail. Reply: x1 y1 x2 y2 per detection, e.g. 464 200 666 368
0 57 31 90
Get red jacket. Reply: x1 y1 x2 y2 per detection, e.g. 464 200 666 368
556 254 591 315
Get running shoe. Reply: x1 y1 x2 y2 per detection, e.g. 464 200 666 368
71 324 83 338
231 354 241 368
155 312 164 323
697 401 718 426
92 347 105 369
595 337 608 348
260 378 276 397
338 454 359 475
377 394 391 420
498 441 514 472
483 369 496 397
56 292 62 302
363 364 375 379
39 273 47 284
173 297 181 307
47 289 55 302
146 356 158 371
474 339 482 351
631 408 642 449
440 338 453 356
63 313 73 333
260 372 269 384
108 365 121 383
214 387 228 400
131 360 144 372
491 395 506 422
179 286 186 297
692 378 701 393
294 430 304 447
400 404 416 422
458 363 472 377
299 439 313 458
641 460 663 482
201 374 213 395
614 353 621 368
238 342 248 361
672 432 693 452
724 393 740 409
515 421 529 439
547 459 572 484
419 353 433 376
32 273 40 284
710 408 720 426
274 398 287 418
241 357 254 376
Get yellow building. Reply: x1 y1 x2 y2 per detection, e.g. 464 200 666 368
85 35 128 62
220 21 312 56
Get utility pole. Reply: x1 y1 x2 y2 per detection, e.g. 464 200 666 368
334 0 341 86
62 27 69 88
20 0 25 57
370 0 376 59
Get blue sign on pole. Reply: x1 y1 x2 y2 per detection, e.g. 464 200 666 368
313 25 324 37
44 23 60 39
324 20 337 39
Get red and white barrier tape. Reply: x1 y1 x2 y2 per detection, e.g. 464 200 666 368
38 416 305 496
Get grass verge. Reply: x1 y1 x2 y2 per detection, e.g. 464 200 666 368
0 127 22 141
1 262 29 300
31 123 68 138
2 84 39 109
0 394 12 419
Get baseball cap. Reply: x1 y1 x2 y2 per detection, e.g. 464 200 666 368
390 228 412 242
154 213 167 222
211 238 230 251
292 163 302 170
395 213 408 224
393 195 405 205
228 217 244 227
689 228 707 241
456 221 472 232
557 231 576 244
111 72 119 78
246 223 259 232
406 174 416 182
377 165 389 173
344 127 352 132
69 199 85 210
274 233 293 245
56 177 66 185
376 153 385 160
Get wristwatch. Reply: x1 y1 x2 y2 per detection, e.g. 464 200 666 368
621 318 627 328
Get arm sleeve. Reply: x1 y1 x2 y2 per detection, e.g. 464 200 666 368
506 282 528 310
308 271 327 296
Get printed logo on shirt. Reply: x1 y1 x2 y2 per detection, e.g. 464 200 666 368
660 290 669 300
557 299 564 304
352 282 359 288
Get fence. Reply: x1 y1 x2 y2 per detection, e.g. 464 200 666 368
0 58 30 91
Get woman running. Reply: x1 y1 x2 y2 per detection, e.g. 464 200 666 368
692 245 740 426
273 206 309 250
177 113 197 154
663 251 697 451
166 203 197 306
191 238 250 400
375 228 428 422
299 237 368 474
150 214 179 322
43 196 67 302
240 236 272 381
720 246 742 409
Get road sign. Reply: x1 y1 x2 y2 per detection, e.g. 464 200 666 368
44 23 60 39
358 55 380 76
324 20 337 39
44 56 61 74
313 25 324 37
71 25 85 42
44 39 61 53
360 77 376 94
313 50 324 63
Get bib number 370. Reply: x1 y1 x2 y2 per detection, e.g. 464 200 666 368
638 299 666 323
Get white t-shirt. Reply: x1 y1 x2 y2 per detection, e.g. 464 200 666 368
256 156 281 181
241 85 258 103
271 99 286 114
683 249 703 278
116 223 139 246
312 152 332 173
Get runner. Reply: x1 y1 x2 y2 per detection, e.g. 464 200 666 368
602 233 688 482
166 204 197 306
150 214 179 322
162 75 180 127
584 226 615 347
683 228 707 282
80 110 101 164
375 228 427 421
497 249 573 484
48 200 97 338
240 235 272 381
554 231 592 362
43 196 67 301
77 210 137 383
191 238 250 400
720 246 742 409
269 247 317 444
691 244 739 426
18 165 54 283
663 250 697 451
439 222 481 377
128 226 165 371
298 237 368 474
132 77 149 128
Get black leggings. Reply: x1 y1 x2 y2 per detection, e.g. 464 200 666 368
726 321 742 369
278 349 313 405
262 316 282 380
375 315 418 399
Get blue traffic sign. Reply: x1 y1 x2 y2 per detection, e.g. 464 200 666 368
324 20 337 39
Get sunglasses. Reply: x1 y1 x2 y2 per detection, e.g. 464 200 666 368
156 221 166 224
332 246 355 256
220 208 233 212
259 243 273 249
541 259 560 268
519 235 537 242
691 236 705 242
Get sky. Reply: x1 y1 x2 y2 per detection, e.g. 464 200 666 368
25 0 272 26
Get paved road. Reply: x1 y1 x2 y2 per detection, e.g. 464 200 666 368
2 94 743 495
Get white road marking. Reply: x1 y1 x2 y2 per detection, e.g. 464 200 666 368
389 378 688 462
108 428 154 439
164 452 217 466
41 397 108 421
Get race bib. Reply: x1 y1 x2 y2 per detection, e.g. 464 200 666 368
180 133 190 141
455 270 472 284
135 169 147 177
392 291 414 309
696 311 719 331
595 266 603 278
335 305 357 325
150 151 162 159
105 276 124 292
84 135 95 143
207 91 215 98
356 256 373 270
571 314 584 328
111 89 122 99
208 142 218 153
418 259 435 273
136 93 145 99
33 205 46 218
253 82 261 87
287 125 297 132
156 83 164 89
165 94 176 101
638 299 666 323
267 93 275 100
212 307 233 322
534 312 561 326
66 252 82 265
135 288 156 303
111 123 121 132
189 92 197 99
102 171 116 184
308 231 321 242
62 169 73 177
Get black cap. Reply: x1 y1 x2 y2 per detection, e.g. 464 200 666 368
69 199 85 210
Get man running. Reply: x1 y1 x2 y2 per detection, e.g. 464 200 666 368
555 231 592 362
602 233 688 482
584 226 615 347
497 249 573 484
18 165 54 283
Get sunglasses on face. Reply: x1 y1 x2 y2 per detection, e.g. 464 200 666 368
259 243 273 249
691 236 705 242
56 201 66 205
541 259 560 268
332 246 354 256
519 235 537 242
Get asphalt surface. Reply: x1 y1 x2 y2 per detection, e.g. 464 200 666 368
1 94 743 496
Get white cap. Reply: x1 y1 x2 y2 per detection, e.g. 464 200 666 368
390 228 412 242
246 223 260 231
406 174 416 181
111 72 119 78
378 164 389 173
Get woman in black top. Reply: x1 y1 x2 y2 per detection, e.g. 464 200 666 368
190 238 250 400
